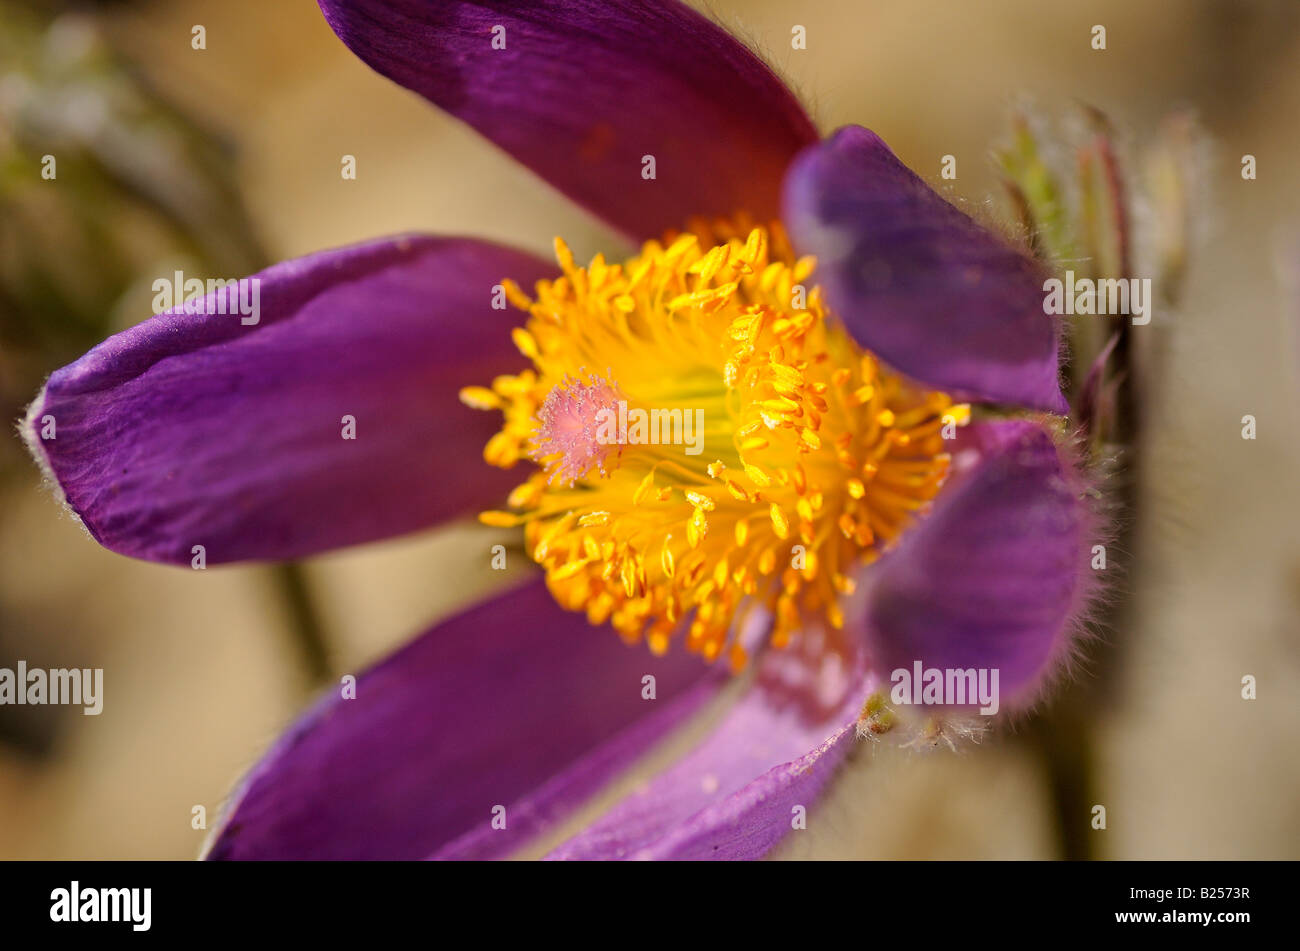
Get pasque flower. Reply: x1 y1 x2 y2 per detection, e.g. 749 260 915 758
23 1 1095 860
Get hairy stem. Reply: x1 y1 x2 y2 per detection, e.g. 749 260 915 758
270 561 332 689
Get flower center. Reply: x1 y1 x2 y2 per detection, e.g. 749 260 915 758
463 223 967 669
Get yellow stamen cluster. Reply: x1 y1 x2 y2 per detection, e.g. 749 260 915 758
463 223 968 670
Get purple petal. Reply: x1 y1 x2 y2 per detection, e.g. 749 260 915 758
25 235 552 565
547 648 872 860
205 577 719 860
861 420 1093 710
783 126 1068 413
318 0 818 241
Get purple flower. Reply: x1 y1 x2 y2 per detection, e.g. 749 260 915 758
23 0 1095 860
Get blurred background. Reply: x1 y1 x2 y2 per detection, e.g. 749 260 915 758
0 0 1297 859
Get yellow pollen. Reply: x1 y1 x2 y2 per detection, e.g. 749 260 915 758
462 223 966 667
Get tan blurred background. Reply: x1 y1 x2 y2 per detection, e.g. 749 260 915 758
1 0 1297 859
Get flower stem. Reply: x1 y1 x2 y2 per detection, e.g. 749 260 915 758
1028 705 1100 860
270 561 332 689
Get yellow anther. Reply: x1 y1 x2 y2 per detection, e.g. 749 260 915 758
633 470 658 505
511 327 540 360
479 510 523 528
459 386 501 410
684 490 716 512
769 502 791 539
501 278 533 310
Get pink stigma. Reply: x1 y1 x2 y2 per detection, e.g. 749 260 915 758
529 372 626 485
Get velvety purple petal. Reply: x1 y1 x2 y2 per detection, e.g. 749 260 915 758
205 577 719 861
25 235 553 565
861 420 1093 711
318 0 818 241
783 125 1067 413
547 648 872 860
